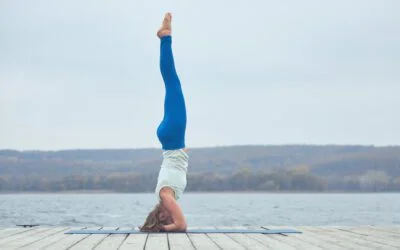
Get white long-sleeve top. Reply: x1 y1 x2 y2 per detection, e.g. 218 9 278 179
155 149 189 201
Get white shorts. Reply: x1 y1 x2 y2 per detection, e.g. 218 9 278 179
155 149 189 201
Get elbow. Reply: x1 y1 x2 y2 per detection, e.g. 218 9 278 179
178 222 187 231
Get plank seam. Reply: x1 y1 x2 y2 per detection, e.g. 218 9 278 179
19 227 71 248
117 233 129 250
0 227 35 239
91 234 110 249
245 234 272 248
185 233 198 250
41 233 71 249
64 233 92 250
0 227 55 246
298 228 366 249
61 226 93 250
365 226 400 237
337 228 369 236
167 233 171 250
224 233 250 250
142 233 149 250
289 234 334 250
261 226 315 249
336 228 400 248
285 229 335 250
40 226 87 249
205 233 223 250
92 226 119 250
263 234 301 250
242 233 276 249
264 233 325 250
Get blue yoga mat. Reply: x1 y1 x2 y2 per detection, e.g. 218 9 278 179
66 228 301 234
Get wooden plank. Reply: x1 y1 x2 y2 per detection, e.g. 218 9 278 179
19 227 74 250
258 226 326 250
327 227 400 249
301 226 392 250
267 234 315 250
206 233 246 250
185 226 219 250
44 227 100 250
68 227 116 250
0 228 21 238
365 226 400 236
144 233 168 250
0 227 34 239
247 233 298 250
263 226 323 250
264 232 322 249
345 226 400 240
119 234 147 250
93 234 127 250
301 227 370 249
303 226 385 250
0 226 398 250
187 233 220 250
1 227 69 249
227 233 274 249
292 227 359 250
0 227 52 247
289 233 343 250
68 233 109 250
168 232 196 250
222 226 281 250
335 227 400 248
266 226 343 250
285 229 343 250
94 227 128 250
205 227 246 250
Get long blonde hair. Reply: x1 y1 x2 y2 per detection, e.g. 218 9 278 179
140 204 164 232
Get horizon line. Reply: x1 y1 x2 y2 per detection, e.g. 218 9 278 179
1 143 399 152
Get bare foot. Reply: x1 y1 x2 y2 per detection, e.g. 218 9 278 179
157 13 172 38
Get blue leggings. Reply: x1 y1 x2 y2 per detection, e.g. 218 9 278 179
156 36 186 150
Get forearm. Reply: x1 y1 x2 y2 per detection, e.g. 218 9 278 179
159 188 187 230
162 222 187 232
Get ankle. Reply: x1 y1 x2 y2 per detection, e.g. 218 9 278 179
157 30 172 39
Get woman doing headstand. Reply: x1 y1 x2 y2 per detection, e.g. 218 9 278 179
140 13 188 232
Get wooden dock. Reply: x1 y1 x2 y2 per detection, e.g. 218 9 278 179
0 226 399 249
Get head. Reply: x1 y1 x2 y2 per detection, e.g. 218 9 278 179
140 203 173 232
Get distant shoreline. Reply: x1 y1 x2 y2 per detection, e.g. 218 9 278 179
2 145 399 192
2 144 399 151
1 190 399 195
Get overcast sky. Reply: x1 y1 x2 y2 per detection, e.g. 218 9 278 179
0 0 399 150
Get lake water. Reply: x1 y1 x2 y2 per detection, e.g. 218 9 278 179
0 193 399 227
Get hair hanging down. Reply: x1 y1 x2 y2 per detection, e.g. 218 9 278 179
140 204 164 232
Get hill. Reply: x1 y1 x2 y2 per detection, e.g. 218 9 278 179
1 145 399 192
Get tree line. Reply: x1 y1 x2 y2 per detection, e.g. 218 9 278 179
1 145 400 192
1 168 399 192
